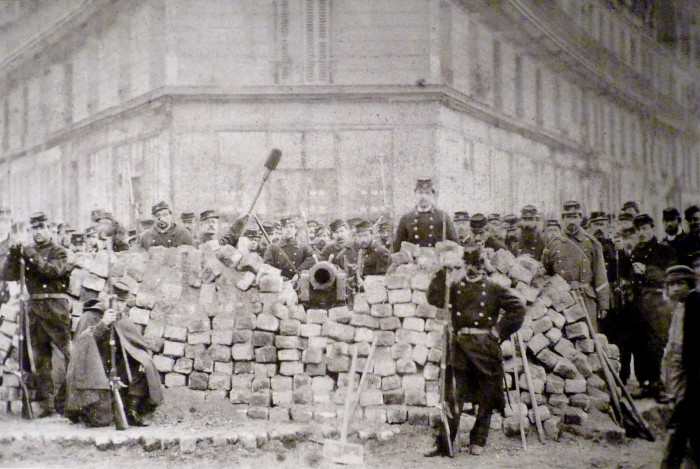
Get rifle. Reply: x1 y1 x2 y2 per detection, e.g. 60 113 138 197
16 253 34 419
105 242 129 430
355 248 366 290
438 322 455 457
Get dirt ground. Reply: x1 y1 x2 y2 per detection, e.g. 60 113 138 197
0 397 671 469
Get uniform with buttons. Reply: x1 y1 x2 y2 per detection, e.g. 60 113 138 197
264 238 316 280
426 268 525 451
139 223 193 250
392 208 458 252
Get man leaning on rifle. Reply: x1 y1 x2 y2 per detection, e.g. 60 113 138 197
425 241 525 456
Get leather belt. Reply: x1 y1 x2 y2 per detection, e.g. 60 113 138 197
457 327 490 335
30 293 71 301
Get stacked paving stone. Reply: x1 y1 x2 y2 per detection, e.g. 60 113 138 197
0 242 622 440
0 284 22 414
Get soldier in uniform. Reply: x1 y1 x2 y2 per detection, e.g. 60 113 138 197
85 226 99 253
662 207 686 250
515 205 545 259
503 214 519 253
311 224 330 253
355 220 390 279
622 201 640 217
320 219 359 274
139 201 194 250
392 178 457 251
425 242 525 457
95 213 129 252
545 219 561 245
453 211 471 246
541 201 610 331
470 214 507 252
243 228 266 257
198 210 220 246
70 233 86 253
377 219 393 250
263 216 315 280
0 212 74 416
617 211 635 232
486 214 507 247
629 214 677 401
65 287 163 427
674 205 700 267
589 212 623 341
180 212 196 235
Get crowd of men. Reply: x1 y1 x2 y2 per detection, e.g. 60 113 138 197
0 177 698 465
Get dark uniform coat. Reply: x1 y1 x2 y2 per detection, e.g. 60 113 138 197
139 223 193 250
65 309 163 427
541 229 610 330
1 240 73 410
485 236 508 252
263 238 315 279
674 232 700 267
392 207 457 252
358 242 390 277
320 242 359 272
513 230 546 259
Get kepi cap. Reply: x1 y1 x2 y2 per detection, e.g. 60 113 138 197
684 205 700 220
414 178 435 193
589 211 608 223
665 265 696 284
29 212 48 226
199 210 219 222
180 212 195 222
151 201 171 215
453 211 470 222
633 214 654 228
520 205 538 219
662 207 680 221
469 213 487 231
562 201 581 215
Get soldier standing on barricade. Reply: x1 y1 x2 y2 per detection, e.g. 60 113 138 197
424 242 525 457
243 228 266 257
0 212 75 416
392 178 457 251
354 220 390 280
629 213 676 401
320 219 358 277
675 205 700 267
263 216 315 281
197 210 220 247
139 201 193 249
541 201 609 332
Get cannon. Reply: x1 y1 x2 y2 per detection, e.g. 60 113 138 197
298 261 347 308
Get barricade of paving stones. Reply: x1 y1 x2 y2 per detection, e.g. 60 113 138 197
0 242 621 440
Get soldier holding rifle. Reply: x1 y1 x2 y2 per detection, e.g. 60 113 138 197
425 242 525 457
0 212 74 417
65 283 163 427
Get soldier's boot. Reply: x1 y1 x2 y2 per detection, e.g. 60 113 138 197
125 396 149 427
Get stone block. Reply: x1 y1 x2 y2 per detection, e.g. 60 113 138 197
353 293 370 313
385 274 410 290
235 312 256 330
209 373 232 391
321 321 356 343
570 393 591 412
518 374 544 394
373 351 397 377
359 389 384 407
410 272 432 291
407 407 433 426
188 331 211 345
189 372 209 390
255 313 279 332
390 250 413 266
207 344 231 362
162 341 186 358
553 357 579 379
300 323 321 337
173 357 194 374
528 405 551 425
393 303 417 318
272 391 293 406
350 314 379 329
365 285 388 304
375 331 395 346
269 303 289 320
536 348 560 370
508 263 534 285
565 322 590 340
403 317 425 332
234 361 255 374
527 300 549 320
275 335 302 349
236 271 256 291
370 304 393 319
291 407 313 422
259 275 283 293
412 344 429 365
545 328 562 345
164 373 187 387
250 390 271 407
402 375 425 391
564 378 588 394
302 347 324 364
305 363 326 376
188 316 211 333
424 318 443 333
563 304 586 323
164 325 188 342
185 344 206 359
531 317 553 335
516 282 539 304
329 306 352 324
212 314 235 330
396 358 417 374
379 316 401 331
279 361 303 376
214 361 233 375
527 333 550 355
82 273 106 292
415 303 437 319
194 354 214 373
553 338 577 359
563 406 588 425
388 289 412 304
128 307 150 326
211 329 235 346
544 416 562 440
575 339 595 354
306 309 328 324
252 331 275 347
547 310 566 329
395 328 426 346
548 393 569 409
571 353 593 378
492 249 516 273
278 349 301 361
545 374 565 394
588 387 610 411
254 346 277 363
153 355 175 373
586 374 606 390
405 389 426 406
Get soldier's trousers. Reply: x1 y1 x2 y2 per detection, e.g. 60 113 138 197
438 364 496 449
661 400 700 469
630 290 672 386
27 298 71 413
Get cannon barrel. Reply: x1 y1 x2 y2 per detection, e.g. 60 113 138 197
309 261 338 291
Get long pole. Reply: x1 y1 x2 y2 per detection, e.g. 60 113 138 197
511 334 527 450
516 331 545 444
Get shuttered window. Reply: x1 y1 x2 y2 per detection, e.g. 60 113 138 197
304 0 330 84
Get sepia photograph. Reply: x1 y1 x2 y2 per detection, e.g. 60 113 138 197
0 0 699 467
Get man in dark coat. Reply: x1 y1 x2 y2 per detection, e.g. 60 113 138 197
662 207 686 250
95 213 129 252
355 220 390 279
453 211 471 247
425 243 525 457
392 178 457 252
470 214 507 252
0 212 74 416
139 201 193 249
660 265 700 468
263 216 315 280
514 205 545 259
629 214 677 400
674 205 700 267
65 293 163 427
320 219 358 273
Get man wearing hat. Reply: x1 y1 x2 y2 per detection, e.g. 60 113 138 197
180 212 196 236
660 265 700 468
321 219 359 274
662 207 686 249
453 211 471 246
486 214 507 247
470 214 507 251
622 201 640 217
197 210 220 246
243 228 265 257
616 211 635 233
139 201 193 249
95 212 129 252
425 242 525 457
263 216 315 280
355 219 390 279
392 178 457 252
503 214 519 253
544 219 561 245
311 224 330 253
674 205 700 267
628 213 677 401
65 293 163 428
377 218 393 250
514 205 545 259
542 201 610 332
0 212 75 416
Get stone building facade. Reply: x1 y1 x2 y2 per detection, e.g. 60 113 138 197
0 0 699 228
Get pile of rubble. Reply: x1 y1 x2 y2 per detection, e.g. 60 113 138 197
0 242 621 441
